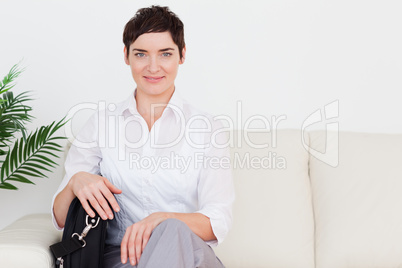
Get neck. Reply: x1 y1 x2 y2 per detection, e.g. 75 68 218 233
135 86 175 126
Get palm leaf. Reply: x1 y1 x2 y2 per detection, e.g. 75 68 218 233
0 91 33 145
0 117 67 189
0 63 24 95
0 182 18 190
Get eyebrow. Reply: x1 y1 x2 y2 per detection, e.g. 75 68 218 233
132 48 175 52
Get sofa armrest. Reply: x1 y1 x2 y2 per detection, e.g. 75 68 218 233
0 214 62 268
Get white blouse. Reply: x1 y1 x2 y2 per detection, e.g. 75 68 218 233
51 89 235 246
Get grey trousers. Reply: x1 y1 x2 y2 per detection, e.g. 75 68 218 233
104 218 225 268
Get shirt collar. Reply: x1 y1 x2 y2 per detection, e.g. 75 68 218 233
120 88 184 123
167 88 184 123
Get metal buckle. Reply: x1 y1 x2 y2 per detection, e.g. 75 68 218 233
86 215 100 228
71 215 100 248
56 257 64 268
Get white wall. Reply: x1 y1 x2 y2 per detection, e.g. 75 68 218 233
0 0 401 229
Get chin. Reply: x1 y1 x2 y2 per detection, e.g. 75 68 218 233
139 87 169 97
140 83 174 96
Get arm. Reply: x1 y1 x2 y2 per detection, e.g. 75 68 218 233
165 212 216 241
53 171 122 228
53 180 76 228
52 112 121 229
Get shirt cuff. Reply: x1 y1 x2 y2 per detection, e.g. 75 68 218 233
196 208 230 247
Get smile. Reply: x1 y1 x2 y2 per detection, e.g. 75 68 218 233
144 76 164 83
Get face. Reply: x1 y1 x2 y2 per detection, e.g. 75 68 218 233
124 31 185 99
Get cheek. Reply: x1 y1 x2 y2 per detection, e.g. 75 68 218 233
163 61 180 75
130 62 145 76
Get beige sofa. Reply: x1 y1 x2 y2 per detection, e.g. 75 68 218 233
1 129 402 267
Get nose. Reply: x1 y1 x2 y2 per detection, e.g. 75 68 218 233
147 56 160 73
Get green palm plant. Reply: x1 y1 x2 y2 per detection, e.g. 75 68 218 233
0 63 67 190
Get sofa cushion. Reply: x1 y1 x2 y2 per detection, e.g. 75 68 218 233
309 131 402 267
215 129 315 268
0 214 61 268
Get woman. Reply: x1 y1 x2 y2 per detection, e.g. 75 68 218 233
52 5 234 268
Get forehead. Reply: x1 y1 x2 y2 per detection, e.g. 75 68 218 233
132 32 177 50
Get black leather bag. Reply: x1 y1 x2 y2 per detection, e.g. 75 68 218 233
50 197 109 268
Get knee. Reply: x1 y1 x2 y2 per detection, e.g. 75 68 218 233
156 218 189 233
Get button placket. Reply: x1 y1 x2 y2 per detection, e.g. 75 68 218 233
142 172 153 209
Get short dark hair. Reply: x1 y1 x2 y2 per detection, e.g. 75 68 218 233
123 5 185 59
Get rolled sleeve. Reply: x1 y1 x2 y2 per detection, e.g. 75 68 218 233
195 120 235 246
51 112 102 230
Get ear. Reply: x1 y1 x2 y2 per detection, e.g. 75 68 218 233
124 47 129 65
179 46 186 64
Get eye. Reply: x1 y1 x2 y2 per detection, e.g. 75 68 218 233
162 52 172 57
135 53 146 58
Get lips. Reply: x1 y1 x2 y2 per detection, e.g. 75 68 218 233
144 76 164 83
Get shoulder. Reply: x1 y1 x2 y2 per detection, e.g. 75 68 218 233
178 98 228 150
181 98 225 131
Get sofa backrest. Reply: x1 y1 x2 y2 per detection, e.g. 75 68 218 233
309 130 402 267
215 129 315 268
216 129 402 268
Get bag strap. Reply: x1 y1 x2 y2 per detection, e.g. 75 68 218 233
50 236 83 258
50 197 109 267
50 203 102 259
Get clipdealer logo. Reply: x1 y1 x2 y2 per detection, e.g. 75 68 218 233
64 100 339 170
128 151 287 174
301 100 339 167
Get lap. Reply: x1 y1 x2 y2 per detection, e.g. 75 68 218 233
104 219 224 268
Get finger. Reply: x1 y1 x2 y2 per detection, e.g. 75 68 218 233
104 177 122 194
100 184 121 213
135 226 145 263
120 226 131 264
128 226 138 266
142 228 152 253
93 191 114 220
77 197 96 218
87 196 108 220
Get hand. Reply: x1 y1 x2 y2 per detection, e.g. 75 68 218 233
120 212 169 266
69 171 122 220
